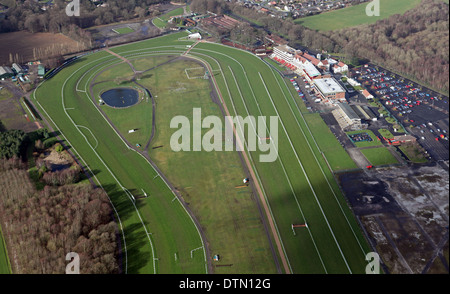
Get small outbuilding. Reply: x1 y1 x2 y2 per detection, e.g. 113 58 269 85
188 32 202 40
0 66 14 79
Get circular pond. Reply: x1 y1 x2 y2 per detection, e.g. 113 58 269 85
100 87 139 108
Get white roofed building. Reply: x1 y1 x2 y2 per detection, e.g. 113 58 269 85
313 77 347 102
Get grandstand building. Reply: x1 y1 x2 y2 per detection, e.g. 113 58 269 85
272 44 296 64
332 103 365 131
292 54 321 81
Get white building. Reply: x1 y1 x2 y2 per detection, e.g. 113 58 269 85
332 61 348 73
292 54 321 81
313 77 347 102
188 32 202 40
272 44 296 63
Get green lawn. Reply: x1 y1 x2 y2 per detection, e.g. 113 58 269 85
378 128 394 139
133 57 278 273
361 147 399 166
90 52 278 273
0 87 13 101
152 17 167 29
302 113 357 171
152 6 185 28
0 226 11 274
113 27 134 34
399 143 428 163
295 0 422 31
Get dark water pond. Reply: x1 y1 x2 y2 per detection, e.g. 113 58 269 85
101 88 139 108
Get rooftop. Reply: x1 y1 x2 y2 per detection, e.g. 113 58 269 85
338 103 360 121
0 66 13 75
314 77 345 95
302 61 321 77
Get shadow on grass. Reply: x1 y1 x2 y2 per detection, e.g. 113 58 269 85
101 183 151 273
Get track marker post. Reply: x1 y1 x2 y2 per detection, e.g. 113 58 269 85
291 223 308 236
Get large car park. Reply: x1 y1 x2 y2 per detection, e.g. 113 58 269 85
351 64 449 161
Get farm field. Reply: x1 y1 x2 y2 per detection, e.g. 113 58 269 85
295 0 422 31
0 31 87 65
32 31 371 274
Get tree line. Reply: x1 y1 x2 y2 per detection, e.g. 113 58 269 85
0 158 119 274
0 0 168 43
191 0 449 95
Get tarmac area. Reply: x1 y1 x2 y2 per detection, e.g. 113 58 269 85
338 162 449 274
350 64 449 161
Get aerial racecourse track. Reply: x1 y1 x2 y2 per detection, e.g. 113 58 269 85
33 31 372 274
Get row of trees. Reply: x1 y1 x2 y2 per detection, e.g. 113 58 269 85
0 0 167 45
323 0 449 94
191 0 449 94
0 159 119 274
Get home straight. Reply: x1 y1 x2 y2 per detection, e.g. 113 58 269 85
170 108 279 163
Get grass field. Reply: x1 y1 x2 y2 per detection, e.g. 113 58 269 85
189 41 371 273
86 52 279 273
361 147 399 166
298 113 357 171
152 7 185 29
135 57 278 273
32 33 207 274
0 225 11 274
0 87 13 101
33 31 372 274
113 27 134 34
295 0 422 31
378 128 394 139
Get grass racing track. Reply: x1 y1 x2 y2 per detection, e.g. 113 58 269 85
187 41 372 273
32 33 208 274
33 31 372 274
